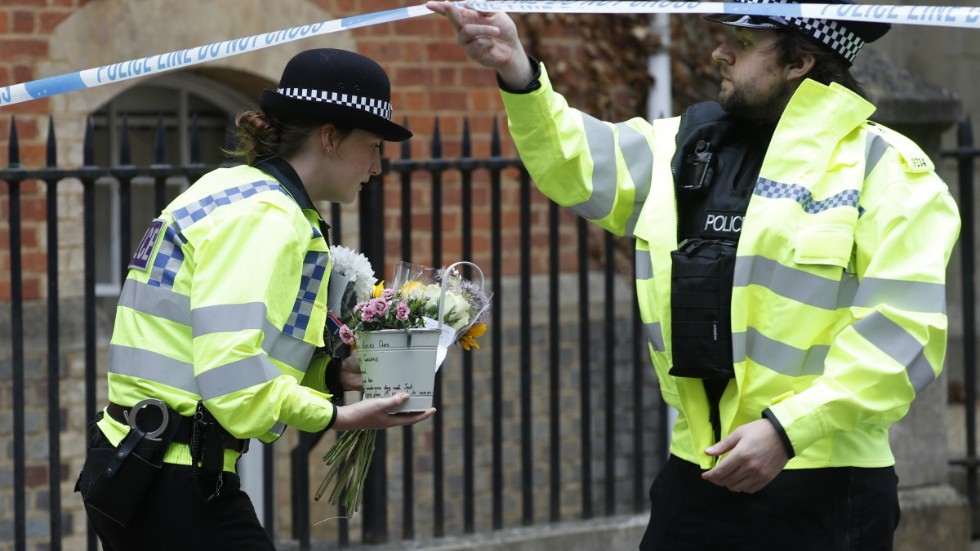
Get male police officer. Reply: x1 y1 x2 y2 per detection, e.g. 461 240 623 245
428 0 960 548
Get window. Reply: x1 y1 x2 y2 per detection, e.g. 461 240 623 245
91 73 252 296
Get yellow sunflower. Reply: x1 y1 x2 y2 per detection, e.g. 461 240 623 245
458 323 487 351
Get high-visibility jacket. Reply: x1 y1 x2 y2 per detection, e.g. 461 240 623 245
98 159 337 472
502 64 961 469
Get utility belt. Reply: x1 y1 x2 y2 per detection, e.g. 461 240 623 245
75 399 249 527
105 401 250 455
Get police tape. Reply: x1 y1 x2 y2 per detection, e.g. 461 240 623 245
464 1 980 30
1 1 977 109
0 4 433 108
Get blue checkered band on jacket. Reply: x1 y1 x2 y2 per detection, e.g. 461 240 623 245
283 250 328 338
158 179 289 288
171 181 288 230
278 88 394 121
737 0 864 63
754 178 860 214
148 225 186 288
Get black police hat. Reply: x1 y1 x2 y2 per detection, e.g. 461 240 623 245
705 0 891 66
260 48 412 142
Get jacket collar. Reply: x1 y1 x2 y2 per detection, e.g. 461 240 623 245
255 157 317 211
254 157 331 240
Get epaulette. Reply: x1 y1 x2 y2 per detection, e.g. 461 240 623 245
863 121 934 173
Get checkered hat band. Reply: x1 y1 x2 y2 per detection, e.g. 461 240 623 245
278 88 393 120
736 0 865 63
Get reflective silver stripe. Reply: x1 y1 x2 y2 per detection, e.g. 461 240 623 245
192 302 268 336
197 354 283 401
268 422 286 437
573 115 617 220
635 249 653 280
744 328 828 377
734 256 853 311
732 331 746 363
193 302 315 370
619 123 654 236
264 332 315 373
735 256 947 313
108 344 198 394
645 322 666 351
865 133 889 179
117 279 192 326
853 312 935 393
852 277 947 314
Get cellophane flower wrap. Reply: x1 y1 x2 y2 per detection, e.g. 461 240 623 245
393 261 493 364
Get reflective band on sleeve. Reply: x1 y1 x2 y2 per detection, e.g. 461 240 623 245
193 302 316 370
573 115 617 221
620 123 654 236
853 311 935 393
117 279 192 326
109 344 198 394
197 354 284 401
852 277 947 314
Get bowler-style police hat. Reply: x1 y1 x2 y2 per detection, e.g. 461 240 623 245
260 48 412 142
704 0 891 66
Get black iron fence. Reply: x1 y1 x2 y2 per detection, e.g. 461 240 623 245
945 117 980 522
0 114 664 550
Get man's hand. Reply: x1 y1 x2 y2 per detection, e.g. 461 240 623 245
332 393 436 432
339 355 362 392
701 419 790 493
425 0 535 88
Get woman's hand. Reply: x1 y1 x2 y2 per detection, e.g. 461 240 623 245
425 0 534 88
339 355 363 391
332 393 436 432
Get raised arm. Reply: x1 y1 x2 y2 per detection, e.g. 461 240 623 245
426 1 535 89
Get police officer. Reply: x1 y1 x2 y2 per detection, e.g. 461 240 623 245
428 0 960 549
76 49 436 550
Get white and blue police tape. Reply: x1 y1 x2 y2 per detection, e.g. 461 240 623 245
2 2 978 109
465 1 980 30
0 4 434 108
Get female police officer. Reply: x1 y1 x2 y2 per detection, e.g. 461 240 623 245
75 48 434 550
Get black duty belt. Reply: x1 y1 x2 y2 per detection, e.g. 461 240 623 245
106 401 249 454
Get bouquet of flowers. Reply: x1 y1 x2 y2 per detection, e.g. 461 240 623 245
315 254 491 513
391 261 492 365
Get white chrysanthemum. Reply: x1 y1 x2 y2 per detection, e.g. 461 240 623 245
330 245 377 302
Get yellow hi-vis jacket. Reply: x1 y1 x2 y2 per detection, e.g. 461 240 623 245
98 161 336 472
502 64 961 469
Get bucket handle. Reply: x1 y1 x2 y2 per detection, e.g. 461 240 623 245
436 261 485 333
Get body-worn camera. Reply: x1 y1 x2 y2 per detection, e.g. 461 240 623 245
680 139 715 193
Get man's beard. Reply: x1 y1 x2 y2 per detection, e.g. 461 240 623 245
719 80 792 125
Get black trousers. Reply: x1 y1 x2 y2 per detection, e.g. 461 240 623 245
639 455 900 551
79 429 273 551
